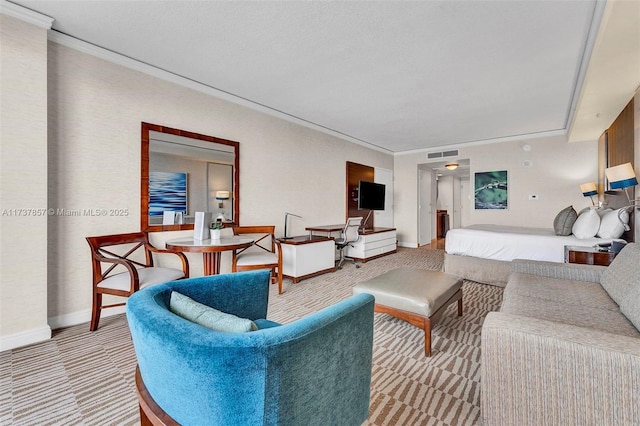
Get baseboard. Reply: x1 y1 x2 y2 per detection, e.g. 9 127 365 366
398 241 419 248
47 306 126 330
0 325 51 351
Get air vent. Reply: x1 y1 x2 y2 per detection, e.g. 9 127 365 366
427 149 458 159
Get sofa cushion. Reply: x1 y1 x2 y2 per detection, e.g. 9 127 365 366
500 292 640 338
169 291 258 332
505 273 620 312
600 243 640 307
553 206 577 236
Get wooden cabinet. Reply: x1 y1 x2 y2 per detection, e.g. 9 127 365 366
346 228 397 262
564 245 618 266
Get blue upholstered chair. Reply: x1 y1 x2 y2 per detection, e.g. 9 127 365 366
126 270 375 426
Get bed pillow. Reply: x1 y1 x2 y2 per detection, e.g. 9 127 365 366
553 206 577 236
597 208 629 239
169 291 258 332
572 208 600 239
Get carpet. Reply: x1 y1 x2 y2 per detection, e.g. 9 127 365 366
0 247 503 425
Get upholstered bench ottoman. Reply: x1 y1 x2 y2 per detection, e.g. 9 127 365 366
353 267 463 356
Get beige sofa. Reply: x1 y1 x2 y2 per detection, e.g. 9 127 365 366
481 243 640 425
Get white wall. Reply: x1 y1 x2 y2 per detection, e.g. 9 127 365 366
1 20 392 348
395 135 599 247
0 15 51 349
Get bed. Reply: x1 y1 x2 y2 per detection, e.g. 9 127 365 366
443 224 614 287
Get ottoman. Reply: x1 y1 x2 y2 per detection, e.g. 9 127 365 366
353 267 463 356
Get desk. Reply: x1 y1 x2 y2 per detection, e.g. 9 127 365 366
279 236 335 283
305 224 344 237
166 237 253 275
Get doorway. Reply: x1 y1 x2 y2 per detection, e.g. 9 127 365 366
418 159 470 247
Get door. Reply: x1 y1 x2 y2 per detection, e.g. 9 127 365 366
418 169 436 246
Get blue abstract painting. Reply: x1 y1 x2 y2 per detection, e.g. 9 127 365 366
149 171 187 216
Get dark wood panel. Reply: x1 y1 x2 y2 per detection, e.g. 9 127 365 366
600 97 635 242
608 98 634 167
566 249 617 266
346 161 375 229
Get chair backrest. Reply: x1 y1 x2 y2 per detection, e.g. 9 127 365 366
126 271 375 426
233 225 277 255
342 217 363 244
86 232 153 284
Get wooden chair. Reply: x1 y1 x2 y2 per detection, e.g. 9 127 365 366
232 226 283 293
86 231 189 331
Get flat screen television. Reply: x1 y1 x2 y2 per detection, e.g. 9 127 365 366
358 181 385 210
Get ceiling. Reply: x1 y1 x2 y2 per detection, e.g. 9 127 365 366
9 0 639 153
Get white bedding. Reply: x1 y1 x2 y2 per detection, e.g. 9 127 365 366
445 224 612 263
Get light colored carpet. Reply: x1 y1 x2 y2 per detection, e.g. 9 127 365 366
0 247 503 425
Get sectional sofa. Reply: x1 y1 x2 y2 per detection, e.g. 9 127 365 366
481 243 640 425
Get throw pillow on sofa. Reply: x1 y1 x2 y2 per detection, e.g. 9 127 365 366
572 208 600 239
600 243 640 310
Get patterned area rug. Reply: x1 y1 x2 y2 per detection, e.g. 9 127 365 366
0 247 503 425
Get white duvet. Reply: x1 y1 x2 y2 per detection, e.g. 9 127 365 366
445 224 612 263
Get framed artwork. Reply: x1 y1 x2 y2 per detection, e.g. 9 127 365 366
149 171 187 216
474 170 508 210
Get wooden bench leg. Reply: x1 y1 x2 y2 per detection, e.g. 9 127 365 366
424 318 432 357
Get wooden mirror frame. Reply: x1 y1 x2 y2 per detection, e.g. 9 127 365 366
141 122 240 232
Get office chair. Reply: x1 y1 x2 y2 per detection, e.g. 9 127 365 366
335 217 363 269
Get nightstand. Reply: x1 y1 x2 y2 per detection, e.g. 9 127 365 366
564 245 618 266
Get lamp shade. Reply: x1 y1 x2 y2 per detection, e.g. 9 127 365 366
444 163 459 170
605 163 638 189
215 191 230 200
580 182 597 197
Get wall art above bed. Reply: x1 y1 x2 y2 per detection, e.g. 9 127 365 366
474 170 508 210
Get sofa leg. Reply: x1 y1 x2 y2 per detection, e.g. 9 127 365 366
457 298 463 316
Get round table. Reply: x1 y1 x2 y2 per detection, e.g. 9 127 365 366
166 236 254 275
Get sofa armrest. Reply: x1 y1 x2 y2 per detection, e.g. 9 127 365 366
511 259 605 283
481 312 640 425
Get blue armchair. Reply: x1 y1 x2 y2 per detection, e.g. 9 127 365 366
126 270 375 426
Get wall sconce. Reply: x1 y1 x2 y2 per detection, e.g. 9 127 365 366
215 191 230 208
605 163 638 204
604 162 638 232
444 163 459 170
580 182 597 206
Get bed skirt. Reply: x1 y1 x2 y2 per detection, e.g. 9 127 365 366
443 253 510 287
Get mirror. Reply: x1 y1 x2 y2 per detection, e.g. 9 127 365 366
141 122 240 232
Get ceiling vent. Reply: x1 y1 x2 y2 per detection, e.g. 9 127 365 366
427 149 458 159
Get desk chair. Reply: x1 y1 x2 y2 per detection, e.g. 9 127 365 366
232 225 283 293
86 232 189 331
335 217 363 269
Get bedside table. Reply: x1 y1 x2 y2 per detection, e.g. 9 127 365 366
564 245 618 266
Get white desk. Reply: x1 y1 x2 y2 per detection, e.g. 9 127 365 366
279 236 335 283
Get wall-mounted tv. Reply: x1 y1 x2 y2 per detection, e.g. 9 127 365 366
358 181 385 211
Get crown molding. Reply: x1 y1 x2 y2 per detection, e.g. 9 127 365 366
46 30 393 155
0 1 53 29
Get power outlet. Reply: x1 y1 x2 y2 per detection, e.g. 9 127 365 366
528 194 539 200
